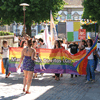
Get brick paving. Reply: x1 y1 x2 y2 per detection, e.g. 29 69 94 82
0 72 100 100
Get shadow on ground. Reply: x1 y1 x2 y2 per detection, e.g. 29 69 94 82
0 72 100 100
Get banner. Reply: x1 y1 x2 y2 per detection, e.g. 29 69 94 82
0 36 97 75
8 47 86 75
78 29 86 40
9 47 23 72
34 49 86 75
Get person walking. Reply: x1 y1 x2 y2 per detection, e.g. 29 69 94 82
54 40 61 81
85 39 95 83
0 40 11 78
38 38 46 76
68 42 78 78
79 40 87 51
38 38 46 49
18 39 35 94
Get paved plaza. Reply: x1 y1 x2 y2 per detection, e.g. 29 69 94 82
0 72 100 100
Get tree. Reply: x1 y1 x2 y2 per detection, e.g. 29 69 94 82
0 0 65 36
82 0 100 34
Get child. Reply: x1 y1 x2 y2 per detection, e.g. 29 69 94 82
0 40 11 78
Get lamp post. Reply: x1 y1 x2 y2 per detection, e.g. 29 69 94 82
20 3 29 36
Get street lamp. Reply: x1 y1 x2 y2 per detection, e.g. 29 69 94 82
20 3 29 36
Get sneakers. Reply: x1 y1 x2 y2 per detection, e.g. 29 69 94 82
85 80 90 84
91 80 95 83
85 80 95 84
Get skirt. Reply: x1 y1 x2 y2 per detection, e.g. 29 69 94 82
23 56 35 71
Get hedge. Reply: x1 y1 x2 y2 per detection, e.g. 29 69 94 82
0 31 14 36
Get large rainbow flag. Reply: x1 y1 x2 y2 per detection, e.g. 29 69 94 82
1 36 97 75
34 49 86 74
7 47 86 75
74 36 98 75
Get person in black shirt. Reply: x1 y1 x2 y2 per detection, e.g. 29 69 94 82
68 42 78 78
69 42 78 54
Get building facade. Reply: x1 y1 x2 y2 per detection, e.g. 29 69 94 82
0 0 83 37
57 0 83 21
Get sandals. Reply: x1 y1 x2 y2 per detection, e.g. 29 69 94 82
5 72 11 78
26 91 31 94
8 72 11 77
23 88 25 92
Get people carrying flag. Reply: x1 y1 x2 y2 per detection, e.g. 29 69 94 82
85 39 100 83
54 40 61 81
68 42 79 78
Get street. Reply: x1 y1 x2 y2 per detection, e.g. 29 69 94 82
0 72 100 100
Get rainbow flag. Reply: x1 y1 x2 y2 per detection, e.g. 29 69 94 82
9 47 23 72
34 49 86 74
74 36 98 75
8 47 86 75
7 37 97 75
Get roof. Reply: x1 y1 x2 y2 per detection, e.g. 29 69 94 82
64 0 83 8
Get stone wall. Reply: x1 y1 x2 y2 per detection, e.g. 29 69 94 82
0 35 18 48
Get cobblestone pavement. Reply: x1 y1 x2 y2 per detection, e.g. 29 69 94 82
0 72 100 100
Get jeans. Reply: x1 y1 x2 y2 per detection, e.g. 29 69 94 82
87 60 95 81
3 58 9 75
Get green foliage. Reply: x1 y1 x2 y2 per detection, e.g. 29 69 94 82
0 0 65 26
82 24 98 32
82 0 100 32
82 0 100 24
0 31 14 36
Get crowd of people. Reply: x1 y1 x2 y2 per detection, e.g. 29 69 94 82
1 34 100 94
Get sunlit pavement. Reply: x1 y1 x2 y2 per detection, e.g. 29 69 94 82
0 72 100 100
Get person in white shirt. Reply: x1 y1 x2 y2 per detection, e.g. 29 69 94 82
85 39 97 83
38 38 47 49
0 41 11 78
38 38 46 76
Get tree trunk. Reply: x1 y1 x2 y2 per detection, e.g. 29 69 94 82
26 25 31 37
98 25 100 38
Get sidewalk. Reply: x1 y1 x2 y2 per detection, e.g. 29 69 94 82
0 72 100 100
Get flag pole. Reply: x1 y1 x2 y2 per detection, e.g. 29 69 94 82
50 10 53 47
